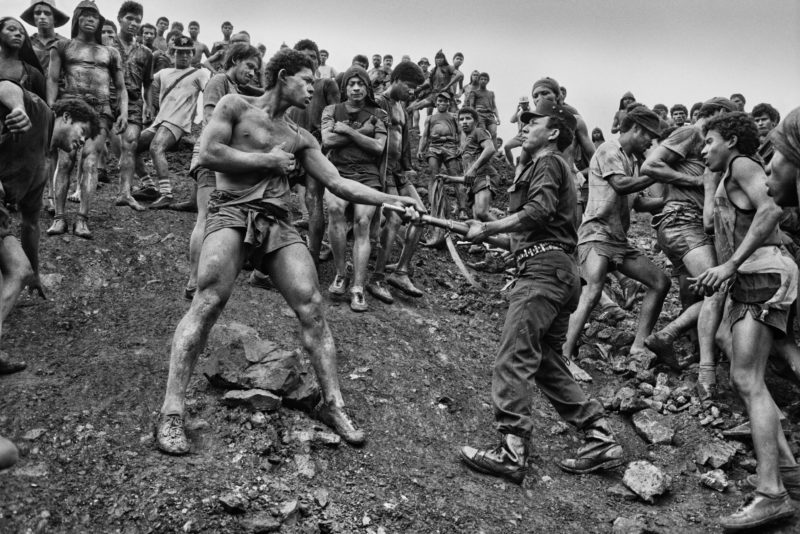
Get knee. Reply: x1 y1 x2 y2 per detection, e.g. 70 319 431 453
295 290 325 327
354 213 373 230
150 142 166 158
651 273 671 295
82 152 98 171
730 367 759 397
193 283 230 312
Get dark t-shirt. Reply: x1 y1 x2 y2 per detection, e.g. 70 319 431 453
461 127 497 175
509 151 578 254
660 125 706 209
108 37 153 101
0 84 53 213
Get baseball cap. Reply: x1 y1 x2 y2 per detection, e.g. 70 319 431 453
519 100 577 132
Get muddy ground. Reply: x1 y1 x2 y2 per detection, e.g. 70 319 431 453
1 134 800 534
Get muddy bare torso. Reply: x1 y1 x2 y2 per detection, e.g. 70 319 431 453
56 39 119 106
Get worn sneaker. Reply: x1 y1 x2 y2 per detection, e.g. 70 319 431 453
328 274 346 296
132 186 160 201
460 434 528 484
366 279 394 304
745 465 800 500
149 195 174 210
719 491 795 531
155 413 190 455
349 288 368 312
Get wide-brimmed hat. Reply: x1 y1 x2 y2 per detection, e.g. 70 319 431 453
20 0 69 28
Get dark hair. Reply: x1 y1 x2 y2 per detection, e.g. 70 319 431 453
221 21 233 28
165 30 181 44
383 54 393 60
390 61 425 85
140 23 155 34
224 43 261 70
52 98 100 139
103 20 117 32
453 52 464 59
703 112 759 156
730 93 746 104
352 54 368 68
690 102 703 117
236 30 250 38
117 1 143 20
264 48 314 90
591 127 605 141
293 39 320 62
546 116 574 152
457 107 479 122
156 16 168 25
670 104 687 115
653 103 667 112
479 72 490 81
751 103 780 124
320 49 328 55
188 21 199 28
170 22 184 32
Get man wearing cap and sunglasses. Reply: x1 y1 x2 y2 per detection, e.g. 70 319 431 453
458 100 624 483
562 105 671 367
20 0 68 75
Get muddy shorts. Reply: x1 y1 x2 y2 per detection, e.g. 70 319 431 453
127 98 144 127
726 272 791 335
145 120 184 142
387 163 410 190
653 204 714 270
205 191 305 268
578 240 642 272
192 166 216 189
338 163 381 190
477 110 495 130
426 143 460 162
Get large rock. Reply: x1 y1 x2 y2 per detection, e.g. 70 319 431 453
695 440 738 468
201 323 254 389
282 370 321 412
221 390 281 413
632 409 674 444
612 387 637 411
622 461 671 503
240 350 303 396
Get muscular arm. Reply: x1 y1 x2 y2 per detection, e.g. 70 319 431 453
46 48 61 106
202 50 224 71
439 69 463 94
575 116 595 162
607 172 657 195
703 169 720 232
113 54 128 120
197 96 280 173
466 137 496 175
321 105 351 149
641 145 704 187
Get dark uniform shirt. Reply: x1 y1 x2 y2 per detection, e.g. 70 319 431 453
508 150 578 255
109 37 153 102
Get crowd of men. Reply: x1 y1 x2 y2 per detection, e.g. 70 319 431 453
2 0 800 530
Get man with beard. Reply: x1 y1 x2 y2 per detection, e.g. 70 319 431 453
47 0 126 239
20 0 69 75
154 49 421 454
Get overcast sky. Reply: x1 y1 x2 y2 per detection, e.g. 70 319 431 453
10 0 800 141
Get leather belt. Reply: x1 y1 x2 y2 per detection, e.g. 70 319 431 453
515 242 574 261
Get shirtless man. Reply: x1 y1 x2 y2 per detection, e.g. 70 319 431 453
208 21 233 71
108 1 152 212
286 39 340 262
46 0 127 239
187 21 210 68
367 60 427 302
695 112 797 531
203 31 250 74
562 106 670 363
20 0 69 75
0 81 98 375
641 97 736 395
154 49 421 454
418 92 464 223
136 35 210 209
466 72 499 143
152 16 168 52
322 66 388 312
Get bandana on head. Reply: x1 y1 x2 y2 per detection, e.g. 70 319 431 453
770 107 800 169
532 77 560 99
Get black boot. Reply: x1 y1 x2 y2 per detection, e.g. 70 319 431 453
460 433 528 484
559 418 624 474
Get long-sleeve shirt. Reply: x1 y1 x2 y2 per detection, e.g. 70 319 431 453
508 150 578 254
